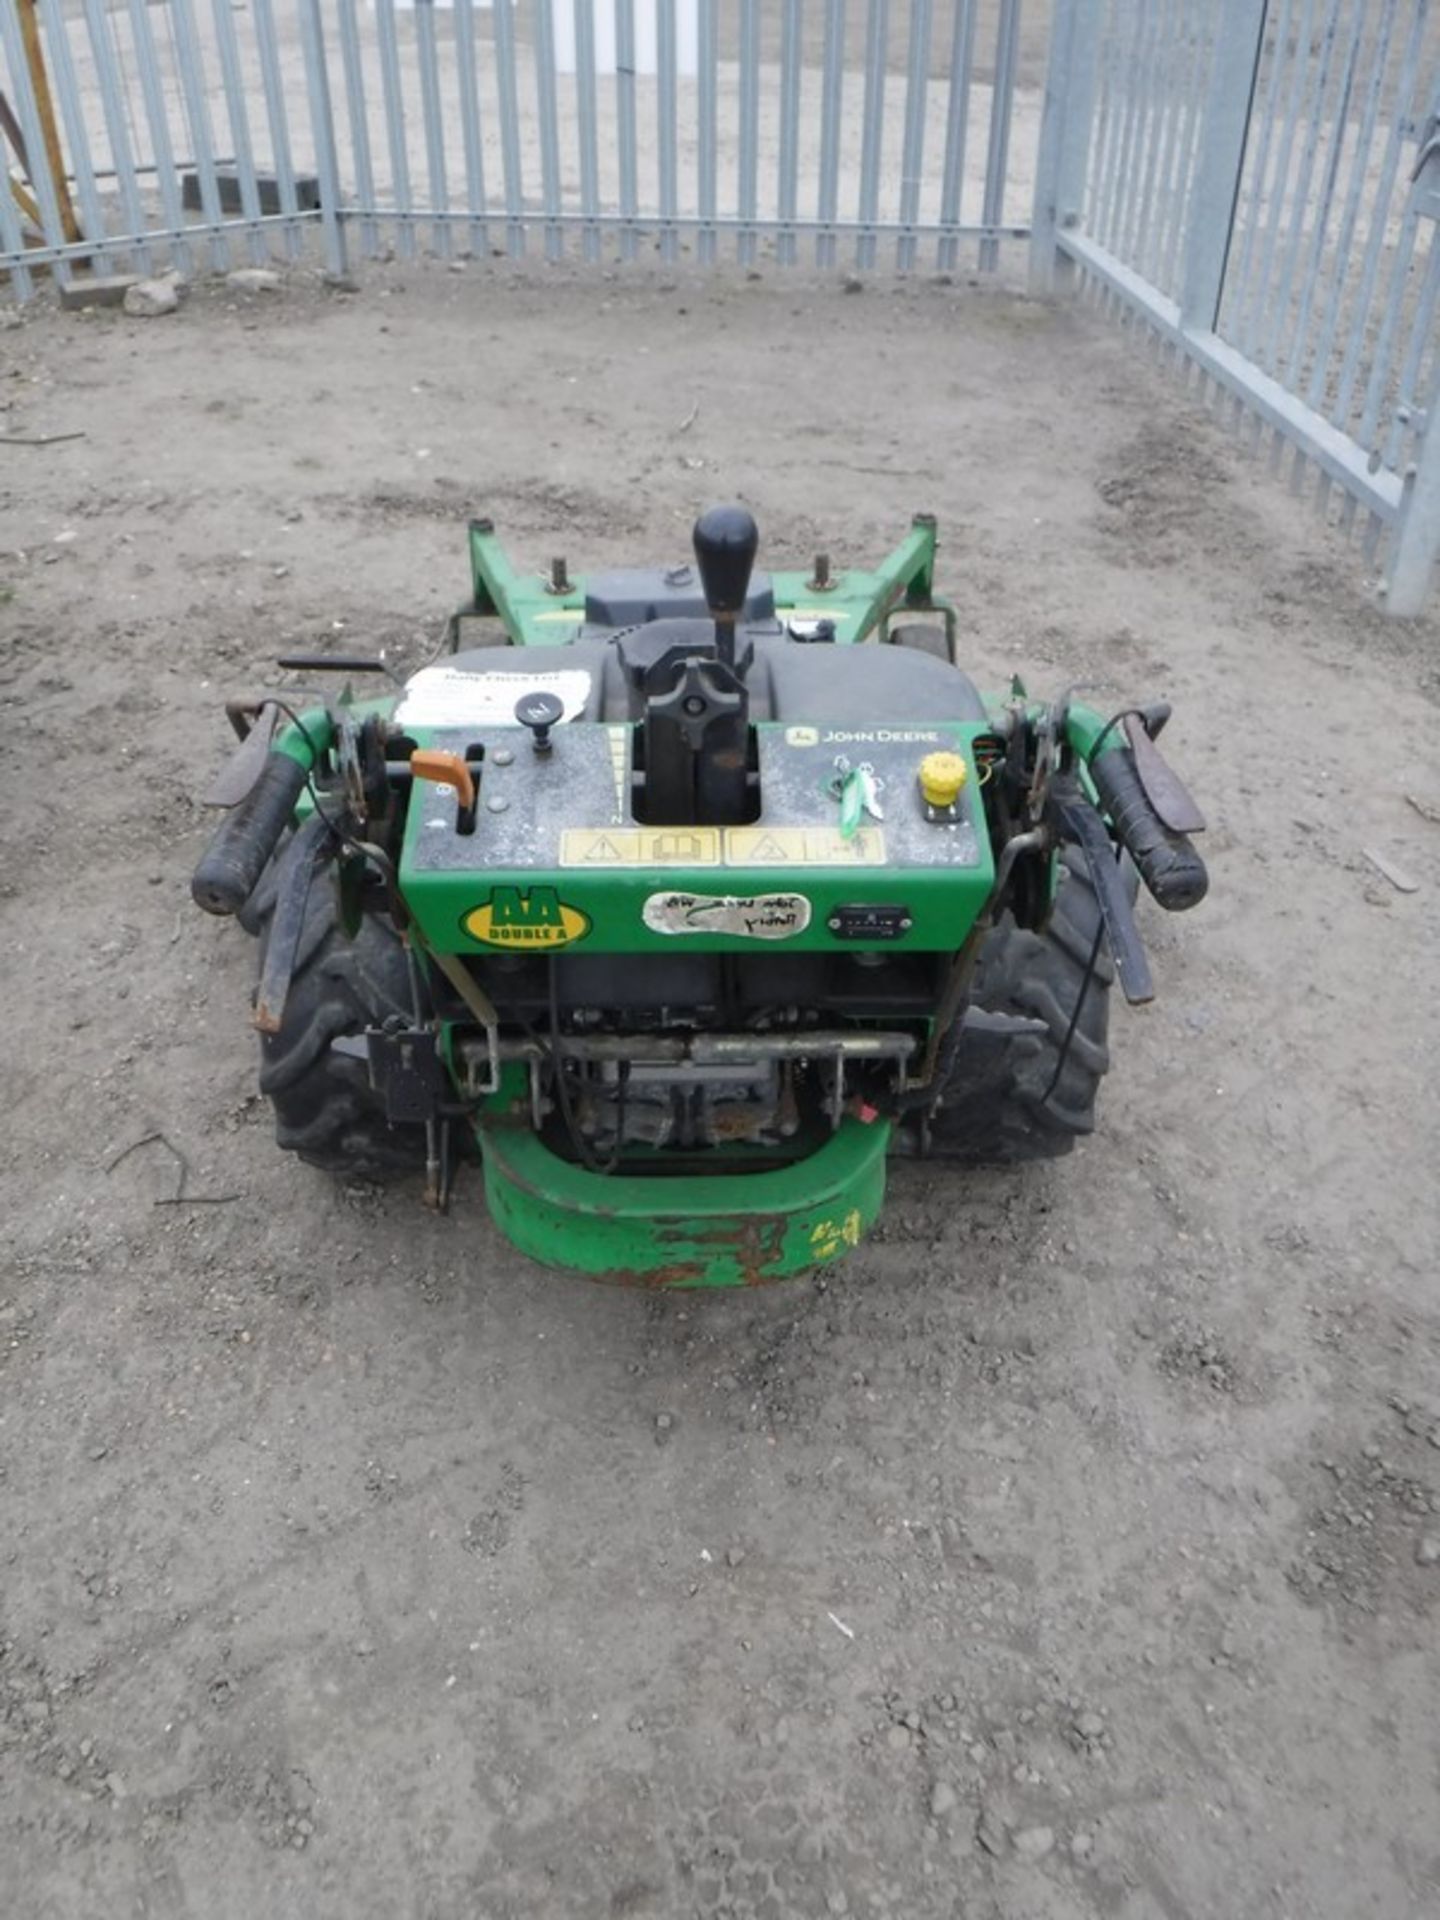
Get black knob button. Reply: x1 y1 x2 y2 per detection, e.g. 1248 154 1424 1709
693 505 759 619
514 689 564 754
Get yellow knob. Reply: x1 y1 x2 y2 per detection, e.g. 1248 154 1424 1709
919 750 967 808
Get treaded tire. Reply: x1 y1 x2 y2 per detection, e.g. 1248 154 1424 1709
926 845 1125 1164
248 850 425 1181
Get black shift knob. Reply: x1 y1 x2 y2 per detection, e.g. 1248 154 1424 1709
693 505 759 619
515 689 563 753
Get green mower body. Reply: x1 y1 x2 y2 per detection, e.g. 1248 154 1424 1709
193 510 1208 1286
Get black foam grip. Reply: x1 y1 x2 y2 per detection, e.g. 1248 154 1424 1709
1090 745 1208 912
191 752 309 917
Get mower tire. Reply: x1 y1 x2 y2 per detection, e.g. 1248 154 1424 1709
246 853 426 1181
927 845 1125 1163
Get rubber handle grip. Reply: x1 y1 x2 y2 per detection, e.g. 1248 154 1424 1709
191 752 309 917
1090 745 1208 912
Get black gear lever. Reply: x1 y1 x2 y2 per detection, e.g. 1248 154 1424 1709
692 505 758 671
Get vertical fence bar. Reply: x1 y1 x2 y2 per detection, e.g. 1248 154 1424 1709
615 0 638 261
737 0 760 265
374 0 415 256
299 0 348 277
1031 0 1081 292
1380 236 1440 471
857 0 888 271
34 0 113 275
696 0 717 265
1330 0 1427 429
1128 0 1176 282
534 0 564 261
494 0 526 256
1116 0 1162 268
80 0 147 274
1178 0 1265 330
979 0 1021 270
336 0 379 259
1281 0 1363 392
1236 0 1315 356
209 0 267 264
113 0 171 276
1215 0 1283 322
574 0 602 262
1138 0 1183 287
1258 0 1344 373
897 0 932 272
816 0 846 268
657 0 678 263
777 0 802 267
1159 0 1213 294
169 0 229 270
1093 2 1137 251
415 0 452 256
251 0 304 262
938 0 976 270
0 103 34 299
0 0 73 284
454 0 489 257
1302 0 1399 410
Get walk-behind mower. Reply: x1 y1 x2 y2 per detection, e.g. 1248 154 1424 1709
192 507 1208 1286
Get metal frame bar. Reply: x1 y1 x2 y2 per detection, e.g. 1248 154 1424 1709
857 0 888 272
777 0 803 268
737 0 760 266
336 0 380 259
979 0 1021 272
897 0 933 273
533 0 563 262
373 0 414 256
493 0 526 258
614 0 638 263
453 0 490 259
573 0 601 264
415 0 452 257
656 0 678 265
696 0 717 265
251 0 304 261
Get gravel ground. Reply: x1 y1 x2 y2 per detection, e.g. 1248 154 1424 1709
1 255 1437 1920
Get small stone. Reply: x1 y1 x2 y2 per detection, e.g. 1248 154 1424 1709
124 279 179 318
78 1738 95 1760
88 1445 108 1462
726 1547 745 1568
976 1812 1006 1857
886 1725 911 1752
104 1773 127 1800
1415 1536 1440 1567
826 1895 849 1916
841 276 864 294
929 1780 958 1818
1070 1830 1095 1861
1074 1711 1105 1739
227 268 281 294
0 305 22 329
654 1412 674 1444
1012 1825 1054 1860
903 1709 922 1731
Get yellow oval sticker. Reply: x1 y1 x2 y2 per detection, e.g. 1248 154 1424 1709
463 887 591 950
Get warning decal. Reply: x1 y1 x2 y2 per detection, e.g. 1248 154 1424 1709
724 826 887 866
561 828 722 867
560 826 886 868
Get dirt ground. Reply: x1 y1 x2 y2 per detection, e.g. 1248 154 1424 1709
1 256 1437 1920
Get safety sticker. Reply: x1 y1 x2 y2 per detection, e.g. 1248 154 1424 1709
724 826 887 866
395 667 591 729
561 828 723 867
464 887 591 950
643 891 812 940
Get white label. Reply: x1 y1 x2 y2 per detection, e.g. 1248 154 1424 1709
395 666 592 729
642 891 812 940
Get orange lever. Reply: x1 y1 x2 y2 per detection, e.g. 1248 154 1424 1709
410 749 476 813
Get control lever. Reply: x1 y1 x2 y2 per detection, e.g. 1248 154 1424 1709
692 505 758 672
514 690 564 755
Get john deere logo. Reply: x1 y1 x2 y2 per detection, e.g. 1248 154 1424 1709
464 887 591 950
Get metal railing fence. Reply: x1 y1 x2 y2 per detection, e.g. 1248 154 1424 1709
1 1 1039 293
1031 0 1440 613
